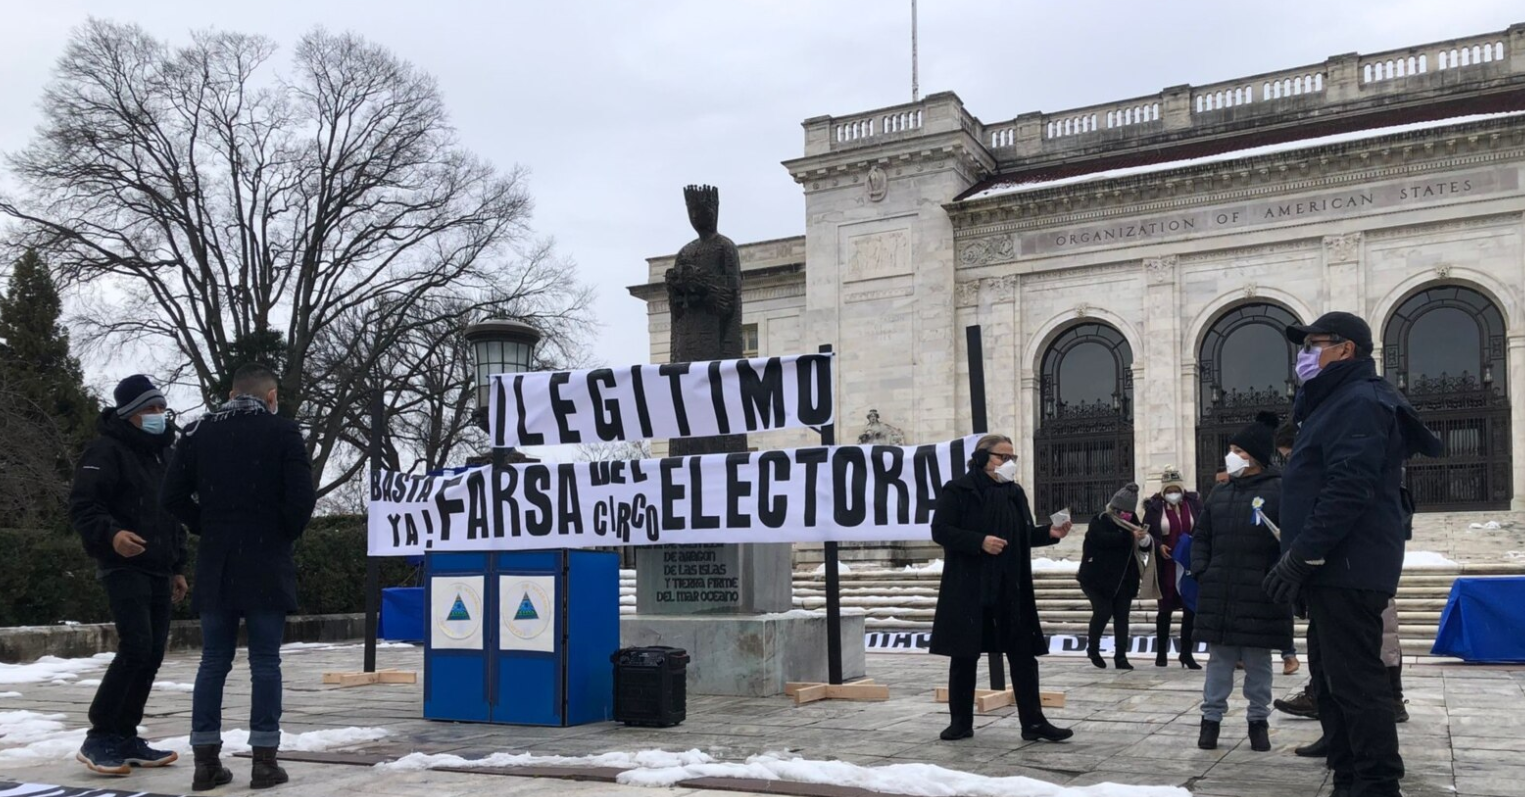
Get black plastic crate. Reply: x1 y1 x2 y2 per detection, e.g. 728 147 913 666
611 646 688 727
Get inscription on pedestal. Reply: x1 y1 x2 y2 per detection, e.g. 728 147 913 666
652 544 740 609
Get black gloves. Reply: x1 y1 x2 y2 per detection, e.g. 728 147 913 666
1262 552 1319 605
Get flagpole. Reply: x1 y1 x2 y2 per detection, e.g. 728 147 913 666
911 0 920 103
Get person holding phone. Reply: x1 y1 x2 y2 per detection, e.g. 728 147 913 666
928 434 1074 744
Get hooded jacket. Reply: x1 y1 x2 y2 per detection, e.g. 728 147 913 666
68 408 187 577
1282 358 1443 595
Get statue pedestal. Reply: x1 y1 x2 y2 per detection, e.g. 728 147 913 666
633 543 792 614
619 612 866 697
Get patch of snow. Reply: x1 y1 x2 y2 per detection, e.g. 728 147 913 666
76 680 101 688
967 111 1525 200
0 656 105 686
903 559 944 574
619 569 636 578
0 692 20 699
1030 558 1080 573
1468 521 1503 530
58 621 80 627
280 641 414 652
153 681 196 693
811 561 852 575
759 609 824 620
380 746 1189 796
1404 551 1459 568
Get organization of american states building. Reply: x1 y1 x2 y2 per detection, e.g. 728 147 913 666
631 25 1525 559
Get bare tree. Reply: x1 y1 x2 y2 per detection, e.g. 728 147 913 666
0 369 75 527
573 440 654 463
1 20 592 496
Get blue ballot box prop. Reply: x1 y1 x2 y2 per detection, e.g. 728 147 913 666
422 550 619 725
1431 576 1525 663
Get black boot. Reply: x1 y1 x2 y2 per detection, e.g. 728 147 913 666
1155 613 1170 667
939 718 973 741
1388 665 1408 723
250 746 289 789
1248 719 1271 752
1113 655 1134 671
1021 721 1074 742
1088 650 1107 669
191 744 232 792
1178 611 1202 669
1198 718 1220 750
1294 735 1330 758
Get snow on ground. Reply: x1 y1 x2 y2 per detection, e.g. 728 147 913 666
903 559 944 574
1468 520 1508 530
811 561 852 575
1404 551 1459 568
382 747 1188 796
1030 558 1080 573
966 111 1525 200
0 692 20 699
0 708 390 768
0 655 107 686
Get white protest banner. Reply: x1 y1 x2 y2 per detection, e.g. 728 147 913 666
863 632 1209 657
488 353 833 447
368 436 977 556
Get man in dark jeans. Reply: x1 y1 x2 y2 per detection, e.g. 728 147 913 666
163 364 316 791
69 375 188 775
1264 312 1440 797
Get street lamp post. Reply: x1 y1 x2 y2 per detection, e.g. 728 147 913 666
464 319 543 468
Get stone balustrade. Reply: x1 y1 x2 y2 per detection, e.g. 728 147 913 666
803 23 1525 164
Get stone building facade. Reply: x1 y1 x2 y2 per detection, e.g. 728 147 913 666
632 25 1525 560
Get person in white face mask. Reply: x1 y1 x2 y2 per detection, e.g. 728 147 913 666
928 434 1075 744
1142 467 1204 669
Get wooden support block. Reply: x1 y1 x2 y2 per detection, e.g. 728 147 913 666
975 689 1016 712
793 684 830 705
1040 691 1065 708
790 678 875 697
321 670 418 688
934 686 949 703
824 683 889 701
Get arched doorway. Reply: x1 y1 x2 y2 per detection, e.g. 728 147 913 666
1034 322 1134 516
1195 303 1300 494
1384 285 1511 510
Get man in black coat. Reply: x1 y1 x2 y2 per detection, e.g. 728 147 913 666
929 434 1074 744
162 364 316 791
1264 312 1441 797
69 375 187 775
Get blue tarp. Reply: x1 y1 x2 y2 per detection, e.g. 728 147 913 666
379 586 424 643
1431 576 1525 663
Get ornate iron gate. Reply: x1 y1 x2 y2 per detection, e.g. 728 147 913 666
1195 303 1299 495
1385 286 1512 511
1034 323 1135 516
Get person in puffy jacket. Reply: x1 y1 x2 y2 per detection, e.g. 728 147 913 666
1191 411 1291 754
68 375 187 775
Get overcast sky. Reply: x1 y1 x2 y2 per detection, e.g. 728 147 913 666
1 0 1520 395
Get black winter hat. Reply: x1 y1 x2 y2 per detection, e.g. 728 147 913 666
114 374 166 418
1286 311 1373 355
1230 411 1280 470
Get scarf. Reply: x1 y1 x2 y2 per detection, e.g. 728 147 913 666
215 394 273 417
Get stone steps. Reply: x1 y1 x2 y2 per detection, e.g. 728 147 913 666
620 562 1525 656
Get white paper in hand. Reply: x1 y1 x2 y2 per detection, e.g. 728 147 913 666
1050 509 1070 526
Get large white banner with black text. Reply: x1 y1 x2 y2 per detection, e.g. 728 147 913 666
488 353 833 447
368 436 976 556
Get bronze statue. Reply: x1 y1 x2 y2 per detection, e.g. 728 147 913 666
665 184 745 456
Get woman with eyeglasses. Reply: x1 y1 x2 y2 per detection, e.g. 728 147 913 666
928 433 1075 744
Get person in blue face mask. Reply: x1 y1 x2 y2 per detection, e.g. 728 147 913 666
68 374 188 776
1266 312 1441 797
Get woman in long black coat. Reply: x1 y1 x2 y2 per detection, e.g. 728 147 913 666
929 434 1074 744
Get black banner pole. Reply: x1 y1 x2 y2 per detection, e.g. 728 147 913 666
363 384 384 674
820 343 844 686
965 325 1005 692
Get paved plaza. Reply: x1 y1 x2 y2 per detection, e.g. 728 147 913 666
3 643 1523 796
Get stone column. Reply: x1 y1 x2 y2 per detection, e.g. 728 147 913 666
1510 335 1525 511
1141 256 1183 492
1323 233 1364 314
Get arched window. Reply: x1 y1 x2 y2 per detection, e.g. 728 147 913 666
1034 323 1134 516
1384 285 1511 509
1195 303 1300 493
